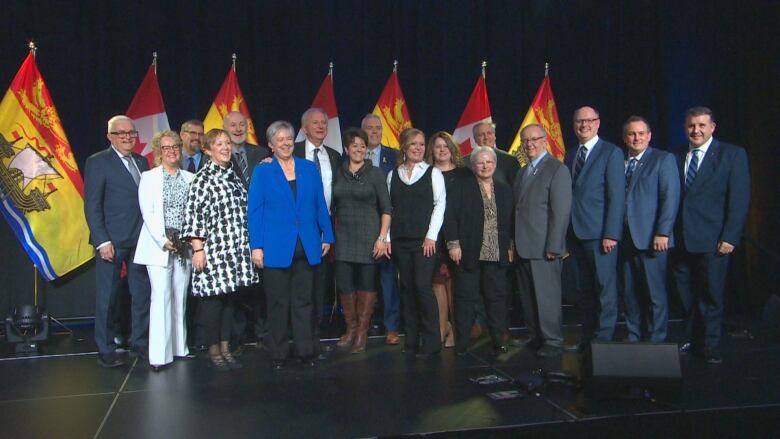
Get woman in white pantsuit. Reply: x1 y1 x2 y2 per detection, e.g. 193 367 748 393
134 131 195 370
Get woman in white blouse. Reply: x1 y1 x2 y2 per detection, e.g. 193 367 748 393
134 131 195 371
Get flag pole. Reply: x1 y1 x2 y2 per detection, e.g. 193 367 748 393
28 41 37 58
152 51 158 75
545 62 549 77
393 59 398 73
232 53 237 72
482 60 487 78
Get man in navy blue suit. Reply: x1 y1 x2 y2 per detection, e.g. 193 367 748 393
673 107 750 364
620 116 680 343
565 106 625 347
361 113 401 345
84 115 151 367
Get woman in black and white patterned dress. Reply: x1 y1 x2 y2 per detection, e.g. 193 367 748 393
182 128 258 371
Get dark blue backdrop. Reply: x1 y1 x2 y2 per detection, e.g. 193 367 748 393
1 0 778 317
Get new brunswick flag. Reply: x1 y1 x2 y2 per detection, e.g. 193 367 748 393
0 53 93 280
203 67 258 145
371 68 412 148
508 75 566 165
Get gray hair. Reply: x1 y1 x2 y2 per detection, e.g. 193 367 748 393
301 107 328 127
361 113 381 128
471 121 496 140
107 115 134 133
469 146 497 171
266 120 295 145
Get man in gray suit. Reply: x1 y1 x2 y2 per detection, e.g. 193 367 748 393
513 124 572 357
84 115 151 367
620 116 680 343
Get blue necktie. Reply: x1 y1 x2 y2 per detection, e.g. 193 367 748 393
572 145 587 181
187 157 196 173
685 150 700 190
625 158 637 192
313 147 322 174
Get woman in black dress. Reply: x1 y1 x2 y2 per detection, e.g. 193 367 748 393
331 128 392 353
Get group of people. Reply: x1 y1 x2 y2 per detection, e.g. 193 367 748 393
83 103 749 372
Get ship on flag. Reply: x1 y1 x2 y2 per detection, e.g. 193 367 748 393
0 46 93 280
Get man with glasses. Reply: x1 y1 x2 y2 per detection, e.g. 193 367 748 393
564 106 625 350
179 119 206 172
513 124 572 357
84 115 152 367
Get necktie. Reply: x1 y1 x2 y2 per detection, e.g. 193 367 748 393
625 158 637 192
366 150 374 163
187 157 196 173
313 147 322 174
524 163 535 180
685 149 700 190
235 151 248 181
573 145 587 181
123 156 140 186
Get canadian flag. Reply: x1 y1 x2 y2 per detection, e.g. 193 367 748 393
296 68 342 154
127 62 170 166
452 73 492 156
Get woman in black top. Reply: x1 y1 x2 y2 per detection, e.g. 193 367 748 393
424 131 468 348
445 146 514 355
387 128 447 357
331 128 392 353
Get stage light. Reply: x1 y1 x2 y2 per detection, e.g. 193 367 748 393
5 304 49 355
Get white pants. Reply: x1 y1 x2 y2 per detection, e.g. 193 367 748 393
147 260 191 365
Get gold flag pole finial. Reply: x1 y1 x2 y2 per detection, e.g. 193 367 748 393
481 60 487 78
393 59 398 73
232 53 237 72
544 62 549 77
152 51 158 75
28 41 37 57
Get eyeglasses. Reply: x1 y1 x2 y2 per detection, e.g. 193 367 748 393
574 118 600 125
521 136 547 144
161 144 182 152
183 130 204 136
109 130 139 138
474 160 496 167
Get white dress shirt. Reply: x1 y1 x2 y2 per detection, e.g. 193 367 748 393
386 161 446 242
305 139 333 212
684 136 713 175
579 135 600 161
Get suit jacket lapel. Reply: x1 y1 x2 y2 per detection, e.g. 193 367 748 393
578 140 602 180
110 149 139 187
518 154 552 201
627 148 652 194
271 158 296 207
689 139 720 191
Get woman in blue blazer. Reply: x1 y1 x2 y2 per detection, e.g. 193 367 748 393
248 120 334 370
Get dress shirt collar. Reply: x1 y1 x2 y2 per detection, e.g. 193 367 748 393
305 138 325 155
110 144 131 158
581 135 599 151
530 150 548 168
689 136 713 155
627 148 647 162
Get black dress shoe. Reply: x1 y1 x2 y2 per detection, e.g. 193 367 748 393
97 352 125 368
299 356 315 367
150 364 164 372
536 345 562 358
174 353 198 360
494 345 509 355
271 360 285 370
679 342 693 354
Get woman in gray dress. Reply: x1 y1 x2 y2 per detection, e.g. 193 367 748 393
332 128 392 353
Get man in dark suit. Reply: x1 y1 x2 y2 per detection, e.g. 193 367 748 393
673 107 750 364
179 119 206 172
84 115 151 367
295 107 341 358
620 116 680 343
513 124 572 357
565 106 625 346
224 111 271 352
464 122 519 186
361 113 401 345
224 111 271 187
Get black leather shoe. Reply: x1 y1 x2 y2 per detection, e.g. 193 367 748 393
536 345 563 358
299 356 315 367
150 364 164 372
174 353 198 360
97 352 125 368
679 342 693 354
494 345 509 355
271 360 285 370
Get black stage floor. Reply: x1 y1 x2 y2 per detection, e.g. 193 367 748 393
1 318 779 439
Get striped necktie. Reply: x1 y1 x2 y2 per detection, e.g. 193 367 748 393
572 145 587 181
625 158 637 192
313 147 322 174
123 156 140 186
187 157 196 173
685 149 700 190
234 151 248 181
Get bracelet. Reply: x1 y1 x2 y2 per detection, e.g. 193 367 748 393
377 236 387 243
193 248 204 253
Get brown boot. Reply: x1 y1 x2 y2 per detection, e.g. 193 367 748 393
337 293 358 349
351 291 377 354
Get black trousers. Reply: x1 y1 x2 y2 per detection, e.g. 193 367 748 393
198 293 237 347
265 255 315 360
311 260 333 353
454 261 508 351
392 238 440 354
